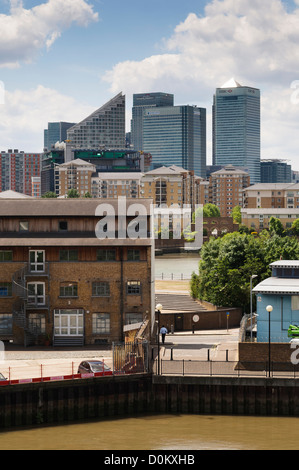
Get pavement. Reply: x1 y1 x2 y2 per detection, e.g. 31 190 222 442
0 328 240 381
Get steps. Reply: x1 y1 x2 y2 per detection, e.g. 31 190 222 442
53 336 84 347
155 293 207 312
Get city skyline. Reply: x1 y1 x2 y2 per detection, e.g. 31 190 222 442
0 0 299 169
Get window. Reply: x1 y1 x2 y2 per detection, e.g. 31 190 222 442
59 221 68 231
127 280 141 295
97 249 116 261
60 283 78 297
0 283 12 297
92 281 110 297
92 313 110 334
0 251 12 262
59 250 78 261
127 249 140 261
19 221 29 231
0 314 12 334
125 313 143 325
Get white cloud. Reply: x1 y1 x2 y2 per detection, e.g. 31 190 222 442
0 0 98 67
103 0 299 168
0 85 94 151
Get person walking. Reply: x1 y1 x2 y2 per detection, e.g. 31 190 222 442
160 325 168 344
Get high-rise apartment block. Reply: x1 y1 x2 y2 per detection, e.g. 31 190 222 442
0 149 42 197
213 78 260 183
209 165 250 217
44 122 76 151
131 93 174 152
55 159 96 197
67 93 126 149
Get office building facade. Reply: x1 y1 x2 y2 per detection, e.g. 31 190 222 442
213 79 260 183
261 159 292 183
142 105 206 178
44 122 76 151
67 93 126 149
131 92 174 152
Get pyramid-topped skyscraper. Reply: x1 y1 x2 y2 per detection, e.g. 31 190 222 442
67 92 125 149
212 78 260 183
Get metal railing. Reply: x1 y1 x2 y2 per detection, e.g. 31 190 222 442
155 272 191 280
152 358 299 379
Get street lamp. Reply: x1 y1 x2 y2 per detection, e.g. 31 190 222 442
266 305 273 377
250 275 258 342
156 303 163 375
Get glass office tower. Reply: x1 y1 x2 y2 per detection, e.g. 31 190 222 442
213 79 260 183
131 92 174 152
143 105 206 178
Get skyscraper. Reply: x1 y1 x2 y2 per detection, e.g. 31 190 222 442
67 93 126 149
44 122 76 151
213 78 260 183
142 105 206 178
131 92 174 152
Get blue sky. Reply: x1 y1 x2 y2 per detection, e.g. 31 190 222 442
1 0 299 171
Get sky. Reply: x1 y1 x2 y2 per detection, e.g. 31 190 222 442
1 0 299 170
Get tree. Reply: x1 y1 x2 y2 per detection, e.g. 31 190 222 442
292 218 299 235
191 231 299 312
232 206 242 224
41 192 57 198
269 216 285 236
67 189 80 198
203 203 220 218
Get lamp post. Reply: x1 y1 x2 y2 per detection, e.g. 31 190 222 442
266 305 273 378
156 303 162 375
250 275 258 342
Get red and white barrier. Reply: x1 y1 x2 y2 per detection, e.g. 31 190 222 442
0 370 113 386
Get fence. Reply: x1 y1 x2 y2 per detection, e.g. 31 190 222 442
0 341 149 386
152 358 299 379
155 272 191 280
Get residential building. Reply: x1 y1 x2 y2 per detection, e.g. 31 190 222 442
243 183 299 209
253 260 299 342
55 159 96 197
261 159 292 183
91 172 143 199
0 149 43 197
131 92 174 152
213 78 261 183
209 165 250 217
67 93 126 149
241 208 299 232
140 165 203 211
44 122 76 151
142 105 206 178
0 196 154 347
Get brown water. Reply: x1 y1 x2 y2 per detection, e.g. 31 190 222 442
0 414 299 450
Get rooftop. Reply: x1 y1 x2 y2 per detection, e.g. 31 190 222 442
253 277 299 294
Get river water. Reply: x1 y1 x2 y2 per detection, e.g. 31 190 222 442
1 254 299 450
154 253 200 279
1 413 299 450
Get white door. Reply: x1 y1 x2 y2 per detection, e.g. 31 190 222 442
54 309 84 336
29 250 45 272
27 282 45 306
